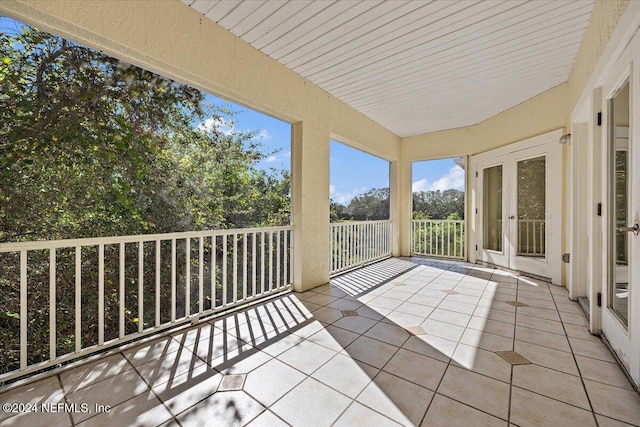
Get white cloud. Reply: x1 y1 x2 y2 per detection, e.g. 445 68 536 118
284 151 291 157
198 117 234 135
330 185 367 204
264 155 277 163
412 178 429 192
256 129 270 140
412 165 465 192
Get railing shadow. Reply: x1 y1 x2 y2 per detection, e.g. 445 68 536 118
329 257 418 296
1 256 536 426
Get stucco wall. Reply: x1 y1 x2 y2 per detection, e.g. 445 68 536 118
568 0 630 114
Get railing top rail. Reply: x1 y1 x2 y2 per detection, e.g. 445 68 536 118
0 225 293 252
412 219 464 223
330 220 391 227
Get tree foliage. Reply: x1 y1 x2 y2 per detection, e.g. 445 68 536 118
0 20 291 376
329 187 464 222
412 189 464 220
1 22 290 243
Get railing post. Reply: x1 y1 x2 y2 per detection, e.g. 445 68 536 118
20 251 27 371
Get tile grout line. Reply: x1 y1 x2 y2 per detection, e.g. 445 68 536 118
56 373 75 427
418 262 499 426
121 345 188 426
548 287 600 427
506 277 522 426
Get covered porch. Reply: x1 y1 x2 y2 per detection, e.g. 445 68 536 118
1 257 638 426
1 0 640 424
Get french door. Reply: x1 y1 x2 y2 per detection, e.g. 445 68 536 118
601 30 639 386
472 131 562 284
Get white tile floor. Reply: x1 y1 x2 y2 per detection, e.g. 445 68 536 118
1 257 639 427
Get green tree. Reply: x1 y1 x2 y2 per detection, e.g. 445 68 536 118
346 187 389 220
412 189 464 219
0 20 291 375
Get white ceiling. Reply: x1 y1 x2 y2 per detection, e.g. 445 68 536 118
181 0 595 137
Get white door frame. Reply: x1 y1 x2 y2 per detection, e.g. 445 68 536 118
600 31 640 386
470 129 563 285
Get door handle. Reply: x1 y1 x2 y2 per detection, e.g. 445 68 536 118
509 215 515 220
617 223 639 236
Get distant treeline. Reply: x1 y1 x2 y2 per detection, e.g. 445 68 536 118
331 188 464 221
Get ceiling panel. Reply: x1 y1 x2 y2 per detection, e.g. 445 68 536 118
181 0 595 137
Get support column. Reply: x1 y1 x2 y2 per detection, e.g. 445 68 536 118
390 158 412 257
291 121 331 292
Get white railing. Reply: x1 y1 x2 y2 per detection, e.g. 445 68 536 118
517 219 545 256
0 226 292 382
411 219 465 259
330 220 392 276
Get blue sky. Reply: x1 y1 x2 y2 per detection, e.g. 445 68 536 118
203 98 465 205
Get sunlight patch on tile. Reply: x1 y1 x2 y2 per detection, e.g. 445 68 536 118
218 374 246 391
495 351 531 365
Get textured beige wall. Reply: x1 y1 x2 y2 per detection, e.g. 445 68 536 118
0 0 399 291
568 0 630 114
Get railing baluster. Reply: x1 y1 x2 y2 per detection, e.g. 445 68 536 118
531 221 535 256
243 233 247 300
49 249 56 361
211 236 216 308
252 232 257 296
222 236 227 306
268 231 273 292
233 234 238 303
199 236 204 313
20 251 27 370
430 222 433 256
155 240 161 328
138 242 144 333
185 238 190 317
98 244 104 345
276 230 281 289
284 230 289 285
171 239 176 322
260 232 265 294
338 226 342 270
75 246 81 352
119 242 125 338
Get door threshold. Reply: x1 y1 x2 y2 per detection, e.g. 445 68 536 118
577 296 590 320
475 260 551 283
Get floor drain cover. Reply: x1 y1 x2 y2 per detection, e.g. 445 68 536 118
406 326 427 335
342 310 359 317
218 374 246 391
505 301 529 307
495 351 531 365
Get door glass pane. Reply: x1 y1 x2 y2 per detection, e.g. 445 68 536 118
517 156 546 257
483 165 502 252
609 80 630 327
